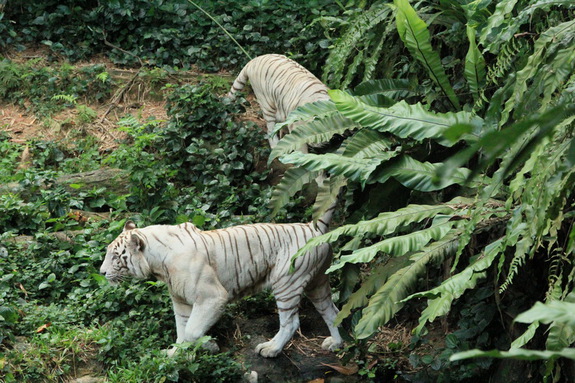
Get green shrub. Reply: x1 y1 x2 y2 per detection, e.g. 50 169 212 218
0 60 114 117
1 0 340 72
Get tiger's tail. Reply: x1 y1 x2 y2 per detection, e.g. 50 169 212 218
313 178 344 234
226 65 249 100
315 202 336 234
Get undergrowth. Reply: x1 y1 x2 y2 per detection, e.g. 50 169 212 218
0 71 292 381
0 0 341 72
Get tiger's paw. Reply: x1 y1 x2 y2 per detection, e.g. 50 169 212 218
163 347 178 358
255 341 281 358
163 339 220 357
321 336 343 352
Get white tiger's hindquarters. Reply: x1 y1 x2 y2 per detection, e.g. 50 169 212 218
227 54 330 148
100 221 343 358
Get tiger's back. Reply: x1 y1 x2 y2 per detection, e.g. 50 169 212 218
199 222 330 299
228 54 330 147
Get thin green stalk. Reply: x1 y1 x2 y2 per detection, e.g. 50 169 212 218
186 0 252 60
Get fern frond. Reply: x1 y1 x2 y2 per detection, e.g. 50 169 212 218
270 112 359 162
501 20 575 124
341 129 393 159
327 220 457 273
279 152 389 185
329 90 483 146
479 0 521 53
547 292 575 351
500 121 575 293
312 175 347 224
341 49 365 90
353 231 460 339
269 167 317 216
451 348 575 362
323 2 393 87
51 94 78 104
335 255 412 326
372 155 478 192
480 0 575 53
361 26 387 83
438 104 575 184
484 37 528 89
511 322 541 349
394 0 460 109
273 100 338 134
406 236 503 334
292 199 469 263
353 78 415 100
464 25 486 101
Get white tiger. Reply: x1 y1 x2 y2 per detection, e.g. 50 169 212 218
227 53 330 149
99 212 343 358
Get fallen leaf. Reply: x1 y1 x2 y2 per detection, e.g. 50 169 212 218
307 379 324 383
321 362 359 376
36 323 51 333
18 283 29 297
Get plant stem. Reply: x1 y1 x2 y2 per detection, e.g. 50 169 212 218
186 0 252 61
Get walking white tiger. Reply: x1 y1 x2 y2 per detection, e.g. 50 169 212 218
227 53 330 149
99 210 343 358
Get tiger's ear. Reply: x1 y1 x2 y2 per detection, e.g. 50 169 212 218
130 233 146 252
124 220 137 232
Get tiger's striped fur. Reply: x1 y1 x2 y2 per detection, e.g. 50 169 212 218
227 54 330 149
99 213 342 358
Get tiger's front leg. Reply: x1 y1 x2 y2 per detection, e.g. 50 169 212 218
165 299 193 357
172 299 192 343
167 263 229 356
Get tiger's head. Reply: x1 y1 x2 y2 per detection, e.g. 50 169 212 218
100 221 151 284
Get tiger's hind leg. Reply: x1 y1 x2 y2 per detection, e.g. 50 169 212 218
255 284 304 358
262 108 279 148
306 273 343 351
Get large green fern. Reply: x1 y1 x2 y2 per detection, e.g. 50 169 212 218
270 2 575 376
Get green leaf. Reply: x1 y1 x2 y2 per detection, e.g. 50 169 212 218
372 155 476 191
438 103 575 184
312 175 346 225
464 25 486 99
342 129 393 158
327 220 456 272
323 2 394 87
0 306 19 324
353 232 460 338
511 321 540 349
353 78 415 100
515 301 575 327
272 100 338 134
394 0 460 109
270 111 359 162
501 20 575 124
279 152 383 186
329 90 481 146
292 199 469 263
269 167 317 216
405 238 503 334
450 348 575 362
335 256 412 326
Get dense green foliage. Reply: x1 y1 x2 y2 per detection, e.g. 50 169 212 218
0 59 113 117
1 0 339 72
271 0 575 381
3 0 575 381
0 67 282 380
